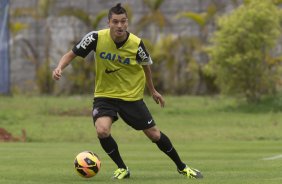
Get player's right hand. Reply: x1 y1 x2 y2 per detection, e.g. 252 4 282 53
52 68 62 80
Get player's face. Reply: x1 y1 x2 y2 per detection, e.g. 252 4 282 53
108 13 128 42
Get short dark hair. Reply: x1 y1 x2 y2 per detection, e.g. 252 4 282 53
108 3 127 20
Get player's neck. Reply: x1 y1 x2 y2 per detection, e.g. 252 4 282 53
113 32 129 49
111 32 129 44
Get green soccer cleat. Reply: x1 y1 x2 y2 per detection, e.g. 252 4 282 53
178 165 203 179
113 167 130 179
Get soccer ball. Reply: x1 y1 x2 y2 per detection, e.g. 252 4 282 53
74 151 101 178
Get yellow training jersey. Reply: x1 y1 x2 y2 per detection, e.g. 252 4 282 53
72 29 153 101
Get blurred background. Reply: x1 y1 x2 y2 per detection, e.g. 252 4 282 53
0 0 282 102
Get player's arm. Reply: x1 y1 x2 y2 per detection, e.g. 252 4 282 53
142 65 165 107
52 50 76 80
53 31 98 81
137 40 165 107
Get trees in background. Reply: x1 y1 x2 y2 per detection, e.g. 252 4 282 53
138 1 220 95
10 0 55 94
9 0 282 102
175 1 221 94
134 0 168 42
58 6 107 94
206 0 281 102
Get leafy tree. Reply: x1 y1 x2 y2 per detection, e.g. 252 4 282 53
175 2 222 94
135 0 168 42
147 35 201 95
58 7 107 94
10 0 55 94
206 0 281 102
59 8 107 30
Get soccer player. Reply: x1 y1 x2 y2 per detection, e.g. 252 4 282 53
52 3 203 179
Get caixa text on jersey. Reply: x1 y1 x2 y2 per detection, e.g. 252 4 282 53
99 52 130 65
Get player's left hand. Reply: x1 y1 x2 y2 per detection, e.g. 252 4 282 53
152 91 165 108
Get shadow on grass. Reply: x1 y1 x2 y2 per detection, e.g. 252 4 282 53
222 95 282 113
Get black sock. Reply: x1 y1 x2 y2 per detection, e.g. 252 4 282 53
154 132 186 170
98 135 127 169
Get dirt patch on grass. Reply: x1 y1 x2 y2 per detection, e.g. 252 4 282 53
0 128 26 142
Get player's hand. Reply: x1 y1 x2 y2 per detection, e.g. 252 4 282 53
152 91 165 108
52 68 62 80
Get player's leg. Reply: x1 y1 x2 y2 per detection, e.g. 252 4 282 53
93 98 129 179
118 99 185 168
143 126 203 179
118 99 185 170
95 117 126 168
95 117 129 179
143 126 186 170
118 99 203 179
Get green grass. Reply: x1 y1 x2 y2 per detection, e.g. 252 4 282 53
1 95 282 183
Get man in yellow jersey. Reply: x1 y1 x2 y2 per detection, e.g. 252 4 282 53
52 3 203 180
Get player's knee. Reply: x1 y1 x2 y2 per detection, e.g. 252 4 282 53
144 127 161 142
96 129 110 138
95 117 112 138
150 133 161 142
95 125 110 138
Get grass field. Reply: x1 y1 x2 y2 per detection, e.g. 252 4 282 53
1 95 282 184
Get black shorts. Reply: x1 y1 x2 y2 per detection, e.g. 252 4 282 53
92 97 155 130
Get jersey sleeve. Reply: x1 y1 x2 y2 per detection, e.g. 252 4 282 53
136 40 153 65
72 31 98 58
